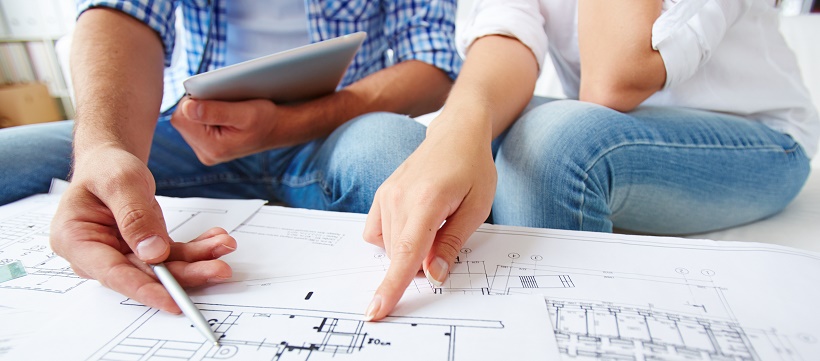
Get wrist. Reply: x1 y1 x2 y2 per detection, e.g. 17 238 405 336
427 106 494 145
72 114 156 163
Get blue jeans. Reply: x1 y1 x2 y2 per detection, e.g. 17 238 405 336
0 112 426 213
493 97 811 235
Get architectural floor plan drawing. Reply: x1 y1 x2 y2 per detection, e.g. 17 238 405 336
0 194 266 356
434 228 820 361
215 206 820 360
93 300 503 361
158 198 265 246
545 298 809 361
0 195 264 300
8 287 556 360
3 198 820 360
0 194 82 295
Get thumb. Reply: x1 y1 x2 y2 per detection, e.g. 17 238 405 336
99 171 171 264
181 98 205 122
183 99 251 126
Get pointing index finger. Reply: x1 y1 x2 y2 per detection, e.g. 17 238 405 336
365 208 446 321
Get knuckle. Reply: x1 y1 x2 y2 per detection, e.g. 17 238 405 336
415 187 435 203
203 103 222 122
384 184 408 205
412 185 443 207
246 102 261 121
435 234 465 260
117 206 153 238
199 102 211 119
362 228 382 245
391 238 420 260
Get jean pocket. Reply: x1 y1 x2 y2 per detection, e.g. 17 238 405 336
317 0 380 22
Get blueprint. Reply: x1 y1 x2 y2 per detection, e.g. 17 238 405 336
0 195 558 360
10 283 555 360
215 206 820 360
0 193 265 307
3 197 820 360
0 193 266 357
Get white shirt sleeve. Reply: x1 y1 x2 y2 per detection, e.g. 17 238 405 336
457 0 549 70
651 0 748 89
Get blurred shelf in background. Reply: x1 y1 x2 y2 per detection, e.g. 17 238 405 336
0 0 75 125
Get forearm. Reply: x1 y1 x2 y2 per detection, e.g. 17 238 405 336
71 8 165 163
277 60 452 144
578 0 666 112
430 35 539 142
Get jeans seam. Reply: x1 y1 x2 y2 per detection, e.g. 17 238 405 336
582 142 798 221
280 171 333 201
578 173 587 230
583 142 791 176
156 174 263 188
783 141 803 154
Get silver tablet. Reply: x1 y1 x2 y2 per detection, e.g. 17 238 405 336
183 32 366 103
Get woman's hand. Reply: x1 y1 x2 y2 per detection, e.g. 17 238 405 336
362 115 497 321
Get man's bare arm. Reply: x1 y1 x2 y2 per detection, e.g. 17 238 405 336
283 59 453 144
70 8 165 162
52 8 235 314
174 59 453 164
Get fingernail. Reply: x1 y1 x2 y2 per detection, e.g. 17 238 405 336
207 276 231 284
136 235 167 260
185 101 202 120
364 294 382 321
424 257 449 287
212 244 236 258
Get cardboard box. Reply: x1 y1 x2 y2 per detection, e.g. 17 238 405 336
0 83 62 127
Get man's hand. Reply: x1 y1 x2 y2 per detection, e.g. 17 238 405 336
172 59 454 167
171 97 295 165
50 146 236 313
362 117 496 321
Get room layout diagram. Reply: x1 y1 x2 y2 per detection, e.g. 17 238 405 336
11 287 554 360
0 195 82 293
89 300 506 361
544 298 815 361
220 207 820 361
3 202 819 360
0 195 264 295
429 242 818 361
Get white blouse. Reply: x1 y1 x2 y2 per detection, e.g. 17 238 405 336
458 0 820 158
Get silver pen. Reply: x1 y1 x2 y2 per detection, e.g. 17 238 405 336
151 262 220 346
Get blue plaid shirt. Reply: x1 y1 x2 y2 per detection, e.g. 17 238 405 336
77 0 462 114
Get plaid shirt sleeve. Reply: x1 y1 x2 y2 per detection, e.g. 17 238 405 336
383 0 462 80
77 0 179 66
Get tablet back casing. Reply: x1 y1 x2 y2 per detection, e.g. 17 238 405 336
183 32 366 103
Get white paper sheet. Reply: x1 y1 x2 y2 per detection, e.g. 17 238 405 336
8 284 555 360
218 206 820 360
0 194 266 356
5 197 820 360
